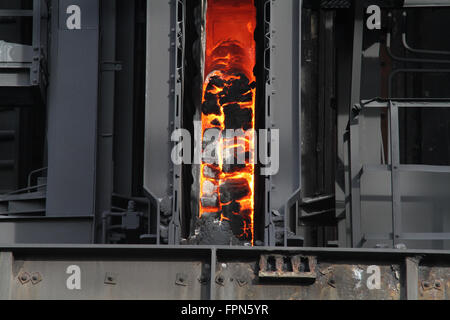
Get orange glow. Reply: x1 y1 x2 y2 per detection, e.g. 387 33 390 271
199 0 256 244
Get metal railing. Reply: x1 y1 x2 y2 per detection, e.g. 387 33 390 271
350 99 450 248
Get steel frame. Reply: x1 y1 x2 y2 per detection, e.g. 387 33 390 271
349 99 450 248
263 0 303 247
168 0 185 245
0 0 42 86
145 0 303 247
348 1 364 248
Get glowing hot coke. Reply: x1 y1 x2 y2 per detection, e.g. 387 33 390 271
199 0 257 244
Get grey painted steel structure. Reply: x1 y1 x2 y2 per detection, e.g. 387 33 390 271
144 0 175 244
46 0 99 219
0 0 97 243
349 100 450 248
337 1 450 250
144 0 303 246
1 245 450 300
0 0 42 87
1 0 449 255
264 0 303 246
2 0 450 301
348 1 364 248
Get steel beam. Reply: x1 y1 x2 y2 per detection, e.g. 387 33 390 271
405 256 421 300
0 252 13 299
349 2 364 248
46 0 99 221
96 0 117 243
0 10 33 17
0 245 450 300
389 102 402 247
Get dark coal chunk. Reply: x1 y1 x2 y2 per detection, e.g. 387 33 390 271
223 104 252 130
219 73 253 105
240 209 252 219
202 93 221 116
206 83 217 92
249 81 256 89
204 92 217 101
229 210 252 241
208 75 226 88
222 163 246 174
210 119 221 127
230 214 245 238
222 201 241 220
202 100 221 116
219 91 252 105
219 179 250 204
228 73 250 87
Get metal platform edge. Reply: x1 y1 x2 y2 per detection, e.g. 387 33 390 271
0 245 449 300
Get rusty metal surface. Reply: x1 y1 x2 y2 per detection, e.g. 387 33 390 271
216 260 400 300
419 265 450 300
258 254 317 279
1 245 450 300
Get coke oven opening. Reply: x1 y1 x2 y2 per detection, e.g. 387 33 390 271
181 0 267 246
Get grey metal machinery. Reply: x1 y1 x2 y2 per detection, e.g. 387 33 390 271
1 0 450 248
344 0 450 250
1 0 450 300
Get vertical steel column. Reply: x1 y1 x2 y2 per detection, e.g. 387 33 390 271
114 0 136 197
263 0 275 246
389 101 402 246
168 0 185 245
405 256 421 300
31 0 41 86
96 0 117 243
209 248 217 300
349 3 364 247
0 252 12 299
335 8 355 248
145 0 180 245
349 104 362 247
46 0 99 221
264 0 303 246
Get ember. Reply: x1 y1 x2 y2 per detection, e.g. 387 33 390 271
199 0 257 244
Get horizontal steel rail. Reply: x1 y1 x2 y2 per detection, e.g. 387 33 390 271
1 245 450 300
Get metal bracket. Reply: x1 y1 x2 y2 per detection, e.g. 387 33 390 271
104 272 118 285
175 273 188 286
258 254 317 280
